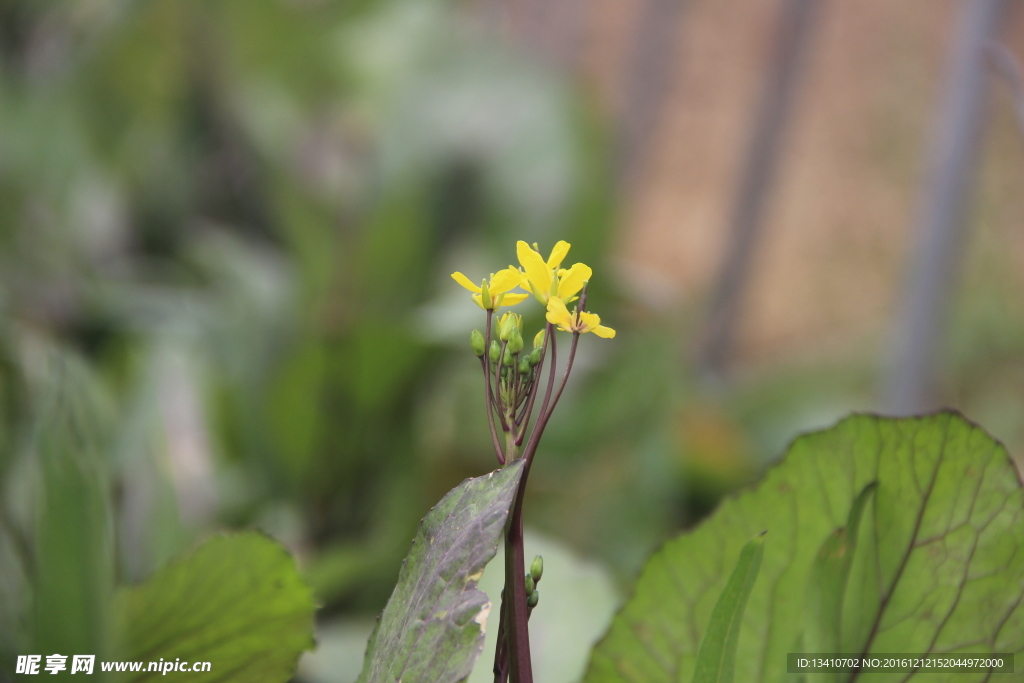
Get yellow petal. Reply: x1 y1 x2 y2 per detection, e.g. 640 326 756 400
517 241 551 299
592 325 616 338
557 263 592 299
499 293 529 307
490 267 522 294
452 272 482 293
546 240 571 269
578 311 602 331
545 297 572 326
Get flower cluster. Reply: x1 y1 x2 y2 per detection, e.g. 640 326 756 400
451 239 615 469
452 240 616 339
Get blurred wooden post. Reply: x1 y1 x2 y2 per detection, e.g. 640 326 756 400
696 0 823 382
884 0 1005 415
615 0 688 191
988 43 1024 138
519 0 590 70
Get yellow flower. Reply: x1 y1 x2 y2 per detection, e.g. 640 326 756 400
546 298 616 338
451 267 529 310
516 241 591 304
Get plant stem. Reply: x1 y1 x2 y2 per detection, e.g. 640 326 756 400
493 608 509 683
514 328 550 442
505 428 518 461
495 340 511 432
504 478 533 683
483 310 504 465
522 331 579 464
533 335 578 443
521 324 556 463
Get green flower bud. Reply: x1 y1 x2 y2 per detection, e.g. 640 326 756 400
530 555 544 582
528 347 542 366
502 349 515 366
518 357 532 376
498 313 521 341
470 330 485 357
525 573 535 594
527 590 539 608
480 278 493 310
507 328 524 355
489 340 501 364
533 330 546 350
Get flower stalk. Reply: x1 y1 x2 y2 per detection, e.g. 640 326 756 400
454 242 614 683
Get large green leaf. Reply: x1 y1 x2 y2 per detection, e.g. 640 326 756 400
585 413 1024 683
358 460 525 683
113 532 315 683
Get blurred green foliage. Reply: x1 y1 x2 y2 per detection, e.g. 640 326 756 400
0 0 631 668
4 1 1022 681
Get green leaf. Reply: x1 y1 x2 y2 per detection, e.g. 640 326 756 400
31 348 115 659
113 532 316 683
584 413 1024 683
358 460 525 683
691 532 765 683
804 481 877 670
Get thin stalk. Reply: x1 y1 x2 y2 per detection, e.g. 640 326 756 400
482 310 504 465
521 324 556 462
494 340 511 432
522 332 579 463
493 606 509 683
511 350 520 427
514 331 550 443
486 374 507 433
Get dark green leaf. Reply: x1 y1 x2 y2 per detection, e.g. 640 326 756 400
585 413 1024 683
358 460 525 683
691 532 765 683
113 532 315 683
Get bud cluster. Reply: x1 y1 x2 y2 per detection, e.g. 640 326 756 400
471 312 547 461
526 555 543 612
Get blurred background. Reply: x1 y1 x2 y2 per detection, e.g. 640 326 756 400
0 0 1022 680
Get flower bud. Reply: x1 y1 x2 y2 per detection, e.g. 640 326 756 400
528 347 542 366
533 330 546 350
498 313 521 342
489 340 501 364
527 590 539 608
525 573 535 595
480 278 493 310
507 329 524 355
502 348 515 366
530 555 544 582
518 357 532 376
470 330 485 357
